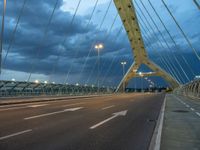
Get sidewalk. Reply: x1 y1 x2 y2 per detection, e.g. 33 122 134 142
161 94 200 150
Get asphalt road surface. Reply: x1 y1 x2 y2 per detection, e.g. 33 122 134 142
0 93 165 150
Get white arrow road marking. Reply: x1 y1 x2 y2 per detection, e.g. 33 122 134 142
90 110 128 129
27 104 48 108
24 107 83 120
0 129 32 140
102 105 115 110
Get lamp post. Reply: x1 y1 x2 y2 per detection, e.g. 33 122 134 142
121 61 127 93
139 72 144 92
95 44 104 94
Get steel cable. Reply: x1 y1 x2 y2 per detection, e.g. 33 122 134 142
139 0 190 82
161 0 200 61
27 0 59 82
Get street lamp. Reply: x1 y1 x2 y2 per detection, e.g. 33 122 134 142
95 43 104 94
138 72 143 92
121 61 127 92
34 80 39 84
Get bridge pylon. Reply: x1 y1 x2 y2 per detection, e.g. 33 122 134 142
114 0 180 92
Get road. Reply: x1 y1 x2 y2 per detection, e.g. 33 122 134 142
0 93 165 150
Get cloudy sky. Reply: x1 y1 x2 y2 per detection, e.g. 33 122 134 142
0 0 199 88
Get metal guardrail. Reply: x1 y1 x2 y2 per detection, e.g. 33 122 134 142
174 79 200 99
0 80 114 97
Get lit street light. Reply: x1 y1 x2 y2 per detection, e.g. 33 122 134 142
95 43 104 94
138 72 144 92
121 61 127 92
34 80 39 84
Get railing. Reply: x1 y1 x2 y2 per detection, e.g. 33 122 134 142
174 79 200 99
0 80 114 97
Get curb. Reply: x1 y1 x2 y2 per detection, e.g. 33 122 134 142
149 95 166 150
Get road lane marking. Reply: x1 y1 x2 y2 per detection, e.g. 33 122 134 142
62 102 86 107
0 106 28 112
24 107 83 120
0 104 48 111
174 95 200 118
27 104 48 108
102 105 115 110
185 104 190 108
90 110 127 129
0 129 32 140
190 108 195 111
196 112 200 117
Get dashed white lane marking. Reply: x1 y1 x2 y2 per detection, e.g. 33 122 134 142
0 106 27 112
185 104 190 108
102 105 115 110
24 107 83 120
196 112 200 117
0 104 48 111
190 108 195 111
0 129 32 140
27 104 48 108
173 95 200 118
62 102 86 107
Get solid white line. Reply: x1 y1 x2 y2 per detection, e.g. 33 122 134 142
154 96 166 150
0 129 32 140
195 112 200 117
102 105 115 110
149 95 166 150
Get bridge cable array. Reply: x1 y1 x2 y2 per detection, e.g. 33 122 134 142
147 0 196 78
161 0 200 61
134 0 190 84
0 0 6 73
139 0 190 83
2 0 28 70
27 0 59 82
134 1 183 84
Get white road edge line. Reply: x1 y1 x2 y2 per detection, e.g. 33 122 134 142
102 105 115 110
24 107 83 120
0 129 32 140
149 95 166 150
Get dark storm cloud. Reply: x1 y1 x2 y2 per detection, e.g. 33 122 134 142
1 0 131 80
1 0 199 86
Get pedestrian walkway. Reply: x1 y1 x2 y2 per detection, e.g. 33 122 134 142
161 94 200 150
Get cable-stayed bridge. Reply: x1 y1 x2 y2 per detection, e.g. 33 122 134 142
0 0 199 150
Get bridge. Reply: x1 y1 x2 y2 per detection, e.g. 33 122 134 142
0 0 199 150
